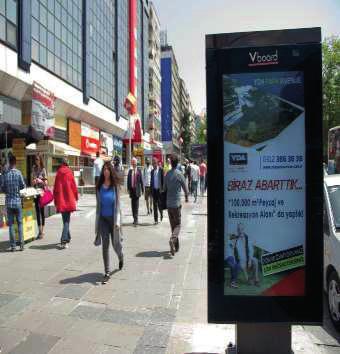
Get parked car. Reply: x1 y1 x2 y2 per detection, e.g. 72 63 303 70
324 174 340 330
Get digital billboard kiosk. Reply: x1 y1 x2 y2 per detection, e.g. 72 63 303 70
206 28 323 328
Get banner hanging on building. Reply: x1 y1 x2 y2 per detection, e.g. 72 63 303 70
223 71 306 296
100 131 114 157
31 82 55 138
81 122 100 157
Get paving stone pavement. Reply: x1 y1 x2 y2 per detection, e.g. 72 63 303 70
0 193 339 353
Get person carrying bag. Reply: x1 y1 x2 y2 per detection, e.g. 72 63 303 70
32 154 48 239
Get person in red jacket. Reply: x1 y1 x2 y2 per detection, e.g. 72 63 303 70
53 158 78 249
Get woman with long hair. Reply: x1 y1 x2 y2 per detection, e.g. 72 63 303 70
95 161 124 284
32 154 47 239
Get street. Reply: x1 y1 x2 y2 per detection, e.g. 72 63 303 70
0 194 339 354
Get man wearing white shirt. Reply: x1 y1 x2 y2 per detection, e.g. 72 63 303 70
191 161 200 202
93 152 103 185
143 159 153 215
151 157 164 224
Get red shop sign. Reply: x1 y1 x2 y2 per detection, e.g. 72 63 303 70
81 122 100 157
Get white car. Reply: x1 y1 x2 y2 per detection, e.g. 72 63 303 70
324 174 340 330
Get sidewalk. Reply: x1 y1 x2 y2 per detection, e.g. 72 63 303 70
0 194 339 353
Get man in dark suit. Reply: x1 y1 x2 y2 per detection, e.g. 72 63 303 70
151 157 164 224
127 157 144 226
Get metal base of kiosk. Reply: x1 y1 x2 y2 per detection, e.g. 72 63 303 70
235 323 292 354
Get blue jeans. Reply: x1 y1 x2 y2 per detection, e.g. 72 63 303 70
61 212 71 244
7 207 23 248
226 256 241 283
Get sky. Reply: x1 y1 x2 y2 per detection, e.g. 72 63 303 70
152 0 340 114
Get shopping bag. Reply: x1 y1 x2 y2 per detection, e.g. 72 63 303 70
160 191 167 210
39 188 54 208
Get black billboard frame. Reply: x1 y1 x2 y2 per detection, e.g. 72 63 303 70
206 28 323 325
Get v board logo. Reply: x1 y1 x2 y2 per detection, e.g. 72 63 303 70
229 153 248 166
249 50 279 67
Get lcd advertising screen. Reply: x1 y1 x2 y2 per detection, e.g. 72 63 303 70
206 28 323 324
223 71 306 296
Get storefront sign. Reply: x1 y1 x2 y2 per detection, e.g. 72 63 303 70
81 122 100 157
31 82 55 137
206 28 323 324
69 120 81 150
100 131 114 157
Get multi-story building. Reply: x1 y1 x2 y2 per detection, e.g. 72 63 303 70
0 0 149 181
148 2 161 142
161 45 181 155
179 79 197 153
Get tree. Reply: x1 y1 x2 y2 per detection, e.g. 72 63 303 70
180 110 192 157
197 119 207 144
323 36 340 155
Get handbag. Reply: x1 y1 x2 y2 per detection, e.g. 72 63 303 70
160 191 167 210
39 187 54 208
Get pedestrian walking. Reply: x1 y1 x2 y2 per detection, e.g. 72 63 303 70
0 155 25 252
164 154 189 256
94 151 103 186
151 157 164 224
113 155 124 186
127 157 144 226
184 159 192 194
32 154 47 239
143 158 153 215
95 162 124 284
53 158 78 249
199 159 207 196
191 161 200 203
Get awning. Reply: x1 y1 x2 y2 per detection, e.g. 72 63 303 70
26 140 80 156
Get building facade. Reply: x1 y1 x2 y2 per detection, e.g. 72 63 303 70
0 0 149 182
148 2 161 142
179 79 196 145
161 45 181 154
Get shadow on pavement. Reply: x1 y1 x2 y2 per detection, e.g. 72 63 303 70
60 272 103 286
0 241 10 252
136 251 172 260
122 222 154 227
59 269 122 286
30 243 60 250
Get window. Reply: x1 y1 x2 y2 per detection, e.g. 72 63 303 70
6 20 16 46
31 0 82 89
6 0 16 24
0 0 17 48
0 1 5 15
89 0 115 109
